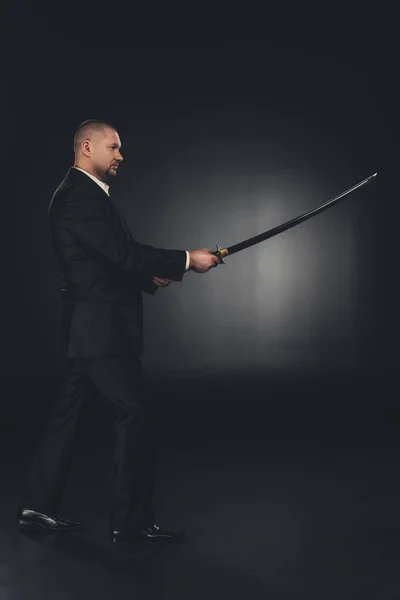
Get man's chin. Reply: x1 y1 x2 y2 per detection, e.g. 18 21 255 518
104 169 118 182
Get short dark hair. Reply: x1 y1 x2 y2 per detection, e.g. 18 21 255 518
73 119 116 154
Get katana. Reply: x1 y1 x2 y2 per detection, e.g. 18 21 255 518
213 172 377 263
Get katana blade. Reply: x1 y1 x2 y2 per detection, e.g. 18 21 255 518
213 172 377 261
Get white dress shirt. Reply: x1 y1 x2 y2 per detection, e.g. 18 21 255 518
74 166 110 196
73 167 190 272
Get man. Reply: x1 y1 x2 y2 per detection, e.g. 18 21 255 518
18 120 220 544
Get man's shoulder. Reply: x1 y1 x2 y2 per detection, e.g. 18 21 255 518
51 169 107 209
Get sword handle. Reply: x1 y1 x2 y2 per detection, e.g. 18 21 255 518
213 245 228 264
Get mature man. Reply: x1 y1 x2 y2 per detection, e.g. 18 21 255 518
18 120 220 544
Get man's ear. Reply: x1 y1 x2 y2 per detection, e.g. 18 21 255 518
81 140 91 158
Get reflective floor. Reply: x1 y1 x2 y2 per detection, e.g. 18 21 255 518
2 376 400 599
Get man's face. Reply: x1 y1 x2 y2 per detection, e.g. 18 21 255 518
87 127 123 182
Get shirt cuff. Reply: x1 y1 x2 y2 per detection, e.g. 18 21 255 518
184 251 190 272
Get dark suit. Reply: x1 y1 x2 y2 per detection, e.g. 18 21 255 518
23 167 187 530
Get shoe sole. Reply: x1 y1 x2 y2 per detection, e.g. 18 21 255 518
18 518 83 532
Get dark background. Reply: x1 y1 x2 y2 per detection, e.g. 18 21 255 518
7 13 399 423
4 9 400 599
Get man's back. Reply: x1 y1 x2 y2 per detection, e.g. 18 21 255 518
49 167 146 303
49 167 186 357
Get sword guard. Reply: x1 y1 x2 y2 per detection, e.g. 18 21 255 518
216 244 226 264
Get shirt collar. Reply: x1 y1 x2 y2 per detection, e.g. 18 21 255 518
73 167 110 196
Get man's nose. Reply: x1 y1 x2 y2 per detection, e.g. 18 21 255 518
117 151 123 162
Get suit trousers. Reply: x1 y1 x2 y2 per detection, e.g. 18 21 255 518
22 355 159 531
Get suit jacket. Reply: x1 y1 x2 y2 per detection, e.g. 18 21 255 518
48 167 187 357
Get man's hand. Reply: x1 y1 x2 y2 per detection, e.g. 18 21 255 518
188 249 222 273
151 276 172 288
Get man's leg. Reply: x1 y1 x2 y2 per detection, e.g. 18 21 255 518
21 359 88 515
130 414 161 528
84 355 158 532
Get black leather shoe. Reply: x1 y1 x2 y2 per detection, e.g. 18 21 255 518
111 524 185 544
18 508 84 532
